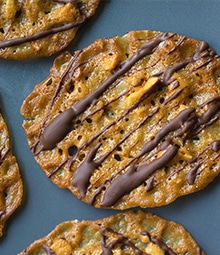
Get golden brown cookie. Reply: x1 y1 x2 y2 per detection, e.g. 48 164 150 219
0 0 100 59
21 30 220 210
0 110 23 237
19 210 205 255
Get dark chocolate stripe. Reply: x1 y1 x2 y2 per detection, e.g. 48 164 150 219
101 227 147 255
40 33 171 150
0 16 87 49
72 108 159 197
186 158 206 185
186 96 220 138
142 232 177 255
139 108 195 157
42 244 56 255
211 140 220 152
158 41 214 85
100 145 178 207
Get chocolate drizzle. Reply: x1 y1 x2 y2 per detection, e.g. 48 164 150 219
100 145 178 207
30 31 220 207
100 227 147 255
40 32 172 150
42 244 56 255
141 232 177 255
0 1 86 49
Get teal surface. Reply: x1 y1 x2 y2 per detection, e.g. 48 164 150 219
0 0 219 254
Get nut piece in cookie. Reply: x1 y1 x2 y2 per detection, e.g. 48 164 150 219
19 210 206 255
21 30 220 210
0 0 100 59
0 110 23 237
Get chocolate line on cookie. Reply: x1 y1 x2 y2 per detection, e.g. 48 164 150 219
141 232 177 255
100 99 220 206
0 1 86 49
87 97 219 206
42 244 56 255
100 108 196 207
26 30 219 207
101 227 147 255
0 18 87 49
40 32 173 150
101 145 178 207
149 138 220 191
40 38 215 151
72 107 159 197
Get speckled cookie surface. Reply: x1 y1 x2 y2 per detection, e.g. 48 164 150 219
0 0 100 59
19 210 205 255
0 110 23 237
21 30 220 210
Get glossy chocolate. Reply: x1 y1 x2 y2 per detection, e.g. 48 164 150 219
0 1 85 49
40 33 172 150
101 227 145 255
142 232 177 255
33 32 219 207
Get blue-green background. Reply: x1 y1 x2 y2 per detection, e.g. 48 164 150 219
0 0 220 254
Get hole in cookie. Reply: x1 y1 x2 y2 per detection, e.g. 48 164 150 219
15 10 22 19
0 28 4 34
120 130 124 134
192 136 200 144
67 83 75 93
32 22 36 26
46 78 53 86
114 154 121 161
86 118 92 124
151 100 155 106
125 53 129 58
159 97 164 104
174 144 180 149
179 159 184 164
68 146 78 156
188 94 193 99
78 87 82 93
44 11 51 15
58 148 63 155
105 108 114 118
77 135 82 140
125 117 129 122
117 146 122 151
211 163 217 170
79 153 85 161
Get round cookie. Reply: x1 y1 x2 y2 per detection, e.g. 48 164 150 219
0 0 100 59
0 110 23 237
20 30 220 210
19 210 205 255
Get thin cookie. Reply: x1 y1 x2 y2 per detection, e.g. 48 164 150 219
0 0 100 59
21 30 220 210
19 210 205 255
0 109 23 237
